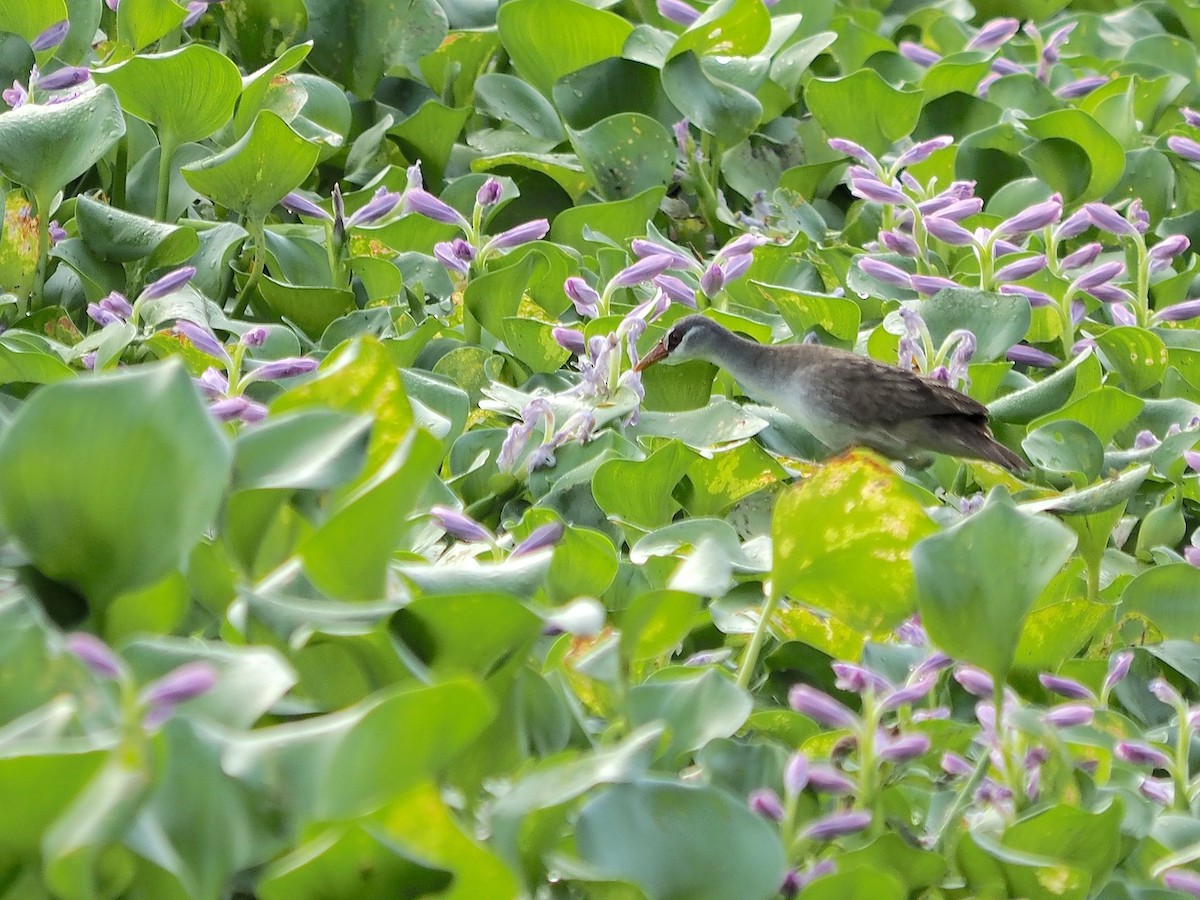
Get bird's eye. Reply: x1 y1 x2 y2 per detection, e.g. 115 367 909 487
666 327 684 351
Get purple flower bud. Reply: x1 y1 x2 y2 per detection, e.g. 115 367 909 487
857 257 912 288
997 194 1062 238
929 197 984 222
245 357 318 381
483 219 549 254
174 319 229 360
1163 869 1200 897
999 284 1056 308
879 230 919 257
31 20 69 51
1149 677 1184 708
1149 234 1190 268
633 239 695 269
1133 429 1159 450
994 254 1047 282
941 751 974 778
925 215 976 245
976 778 1013 806
1055 76 1107 99
280 191 332 221
895 136 954 168
1071 260 1125 292
405 189 470 229
780 870 802 899
717 233 768 260
1186 450 1200 472
552 327 586 354
1088 283 1133 304
848 170 907 205
1041 703 1094 727
3 80 28 108
34 66 90 91
827 138 877 166
1115 740 1171 768
1169 135 1200 163
784 752 809 794
966 17 1019 51
196 367 229 399
1184 108 1200 127
65 633 122 678
748 787 785 822
142 266 196 300
832 661 890 695
1084 202 1138 237
699 262 724 298
1110 303 1136 327
1154 299 1200 323
657 0 699 25
673 118 691 156
899 41 941 67
1060 241 1102 270
512 521 565 558
1055 208 1092 240
653 274 696 306
141 661 217 708
346 187 402 228
430 505 492 543
723 253 753 283
954 665 994 697
209 396 248 420
610 254 676 289
929 365 951 384
1188 546 1200 568
98 292 133 321
475 177 502 209
1142 777 1177 806
564 276 601 317
910 274 958 294
788 685 858 728
879 732 931 763
801 810 871 841
1038 672 1096 701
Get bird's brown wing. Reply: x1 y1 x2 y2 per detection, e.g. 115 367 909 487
806 351 988 428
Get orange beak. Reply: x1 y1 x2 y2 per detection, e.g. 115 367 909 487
633 340 670 373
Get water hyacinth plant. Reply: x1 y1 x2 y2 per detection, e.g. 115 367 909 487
4 1 1200 898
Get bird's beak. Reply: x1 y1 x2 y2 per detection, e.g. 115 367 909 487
634 340 670 372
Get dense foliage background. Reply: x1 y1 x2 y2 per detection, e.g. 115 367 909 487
5 0 1200 897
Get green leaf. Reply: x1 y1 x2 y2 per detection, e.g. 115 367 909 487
304 0 448 98
1120 564 1200 640
1021 109 1127 202
550 186 665 255
914 493 1077 681
805 68 924 157
626 668 751 760
232 410 372 491
476 73 565 142
0 745 109 852
0 85 125 207
621 589 704 661
390 593 542 676
115 0 187 51
661 51 762 148
568 113 675 201
759 284 860 343
218 0 308 72
496 0 632 98
1021 419 1105 481
1093 326 1169 393
256 274 355 340
182 111 320 223
918 289 1032 363
0 360 232 603
94 45 242 147
668 0 771 60
576 781 787 900
593 440 700 531
989 349 1096 423
772 451 937 634
74 195 199 266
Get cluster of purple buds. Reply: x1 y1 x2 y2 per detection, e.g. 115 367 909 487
86 266 197 331
895 307 976 388
496 397 599 474
3 62 91 108
281 182 403 242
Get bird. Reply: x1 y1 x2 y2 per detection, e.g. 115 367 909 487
633 314 1025 472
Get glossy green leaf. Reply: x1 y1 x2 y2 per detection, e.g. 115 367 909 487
232 409 371 491
661 51 762 148
1094 326 1169 393
1022 419 1105 481
805 69 924 156
918 289 1032 363
668 0 771 60
116 0 187 51
569 113 675 201
74 195 199 265
627 667 751 760
497 0 632 98
593 440 700 531
1121 564 1200 640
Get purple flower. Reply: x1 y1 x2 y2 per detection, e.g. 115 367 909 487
723 253 753 282
925 215 976 246
848 169 907 205
899 41 941 67
699 263 724 298
801 810 871 841
1084 202 1138 237
879 732 931 763
65 633 122 679
1141 776 1176 806
857 257 912 289
347 187 402 228
1163 870 1200 897
1184 108 1200 127
31 20 69 51
142 266 196 300
241 326 268 348
1089 283 1132 304
784 753 809 795
476 177 502 208
673 118 691 157
406 189 470 229
827 138 877 166
434 237 475 276
999 283 1055 308
941 751 974 778
1038 672 1096 701
954 665 994 697
1060 241 1102 270
1149 677 1184 708
1055 208 1093 240
430 505 492 543
1055 76 1107 99
512 521 565 558
1153 299 1200 323
1149 234 1190 271
1006 343 1059 368
280 191 330 220
658 0 699 25
997 194 1062 237
1041 703 1094 727
482 219 549 254
880 672 938 713
715 233 768 260
245 358 318 381
3 80 28 108
748 787 785 822
788 685 857 728
565 276 601 317
654 274 697 307
1111 303 1136 327
832 661 890 694
196 367 228 399
895 136 954 168
1115 740 1171 769
552 327 586 354
1071 260 1125 292
780 870 802 899
910 274 958 294
34 66 90 92
141 661 218 708
994 254 1047 282
966 17 1019 51
184 2 211 27
1186 450 1200 473
174 319 230 361
879 230 919 257
209 396 267 423
610 254 677 289
1169 135 1200 163
633 239 696 270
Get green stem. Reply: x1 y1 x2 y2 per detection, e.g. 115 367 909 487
155 136 177 223
231 221 267 318
1058 288 1078 360
1174 705 1191 813
112 133 128 209
933 751 991 850
736 586 780 689
31 193 50 315
1133 236 1150 328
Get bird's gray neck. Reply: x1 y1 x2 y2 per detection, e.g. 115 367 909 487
698 331 778 396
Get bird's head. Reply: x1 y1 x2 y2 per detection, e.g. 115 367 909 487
633 314 726 372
